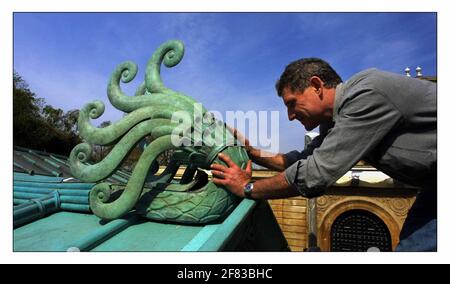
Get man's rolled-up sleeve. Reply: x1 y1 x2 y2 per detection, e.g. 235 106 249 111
284 89 403 198
283 130 327 167
283 150 304 167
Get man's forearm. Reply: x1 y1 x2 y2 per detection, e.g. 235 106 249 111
249 172 299 199
247 147 288 171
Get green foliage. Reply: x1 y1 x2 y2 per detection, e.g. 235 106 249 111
13 71 81 155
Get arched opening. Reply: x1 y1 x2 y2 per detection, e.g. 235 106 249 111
330 209 392 252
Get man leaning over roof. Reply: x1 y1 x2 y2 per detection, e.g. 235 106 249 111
211 58 437 252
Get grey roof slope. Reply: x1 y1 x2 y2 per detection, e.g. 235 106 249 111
13 146 132 184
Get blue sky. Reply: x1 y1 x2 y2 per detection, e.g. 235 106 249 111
13 13 437 153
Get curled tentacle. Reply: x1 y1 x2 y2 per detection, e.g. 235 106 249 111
107 56 196 113
69 119 177 182
89 182 113 216
78 102 183 145
144 40 201 111
145 40 184 94
69 142 93 165
107 61 139 113
80 100 106 120
89 135 177 220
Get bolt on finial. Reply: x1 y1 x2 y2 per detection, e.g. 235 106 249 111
404 67 411 77
416 66 423 78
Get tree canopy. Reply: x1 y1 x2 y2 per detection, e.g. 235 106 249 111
13 71 81 155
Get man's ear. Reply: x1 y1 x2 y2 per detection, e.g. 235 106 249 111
310 76 323 96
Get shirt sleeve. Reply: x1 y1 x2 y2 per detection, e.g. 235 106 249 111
284 89 403 198
284 135 323 167
283 122 333 167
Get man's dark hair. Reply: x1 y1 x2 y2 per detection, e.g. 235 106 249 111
276 58 342 96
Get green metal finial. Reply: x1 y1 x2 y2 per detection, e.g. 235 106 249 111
69 40 248 224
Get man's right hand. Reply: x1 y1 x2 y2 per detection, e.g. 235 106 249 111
226 125 287 171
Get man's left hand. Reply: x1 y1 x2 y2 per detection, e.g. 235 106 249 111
211 153 252 198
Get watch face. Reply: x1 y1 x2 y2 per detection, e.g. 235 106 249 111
244 183 253 196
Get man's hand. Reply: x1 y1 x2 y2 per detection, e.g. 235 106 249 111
226 125 287 171
211 153 252 198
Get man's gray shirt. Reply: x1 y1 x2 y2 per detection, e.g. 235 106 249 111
284 68 436 197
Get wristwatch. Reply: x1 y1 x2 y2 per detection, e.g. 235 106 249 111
244 182 254 199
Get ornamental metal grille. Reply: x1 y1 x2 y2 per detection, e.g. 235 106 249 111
330 209 392 252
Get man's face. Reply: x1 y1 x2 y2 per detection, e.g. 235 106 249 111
281 86 324 131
